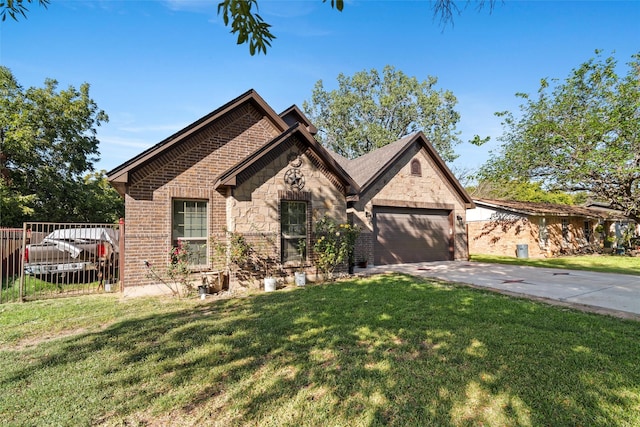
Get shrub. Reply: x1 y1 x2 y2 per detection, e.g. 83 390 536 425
313 216 360 280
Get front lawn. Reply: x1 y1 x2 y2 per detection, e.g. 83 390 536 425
1 275 639 426
471 253 640 276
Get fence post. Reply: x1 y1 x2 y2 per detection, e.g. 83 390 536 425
0 229 4 304
19 223 27 302
119 218 125 292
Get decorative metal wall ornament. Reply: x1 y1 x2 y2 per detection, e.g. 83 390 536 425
287 152 302 168
284 168 305 190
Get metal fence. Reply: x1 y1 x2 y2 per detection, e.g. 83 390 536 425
1 222 121 303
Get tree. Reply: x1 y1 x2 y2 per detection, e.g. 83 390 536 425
478 51 640 222
216 0 497 55
302 65 462 162
0 66 117 226
468 180 585 205
74 171 125 224
3 0 497 56
0 0 48 21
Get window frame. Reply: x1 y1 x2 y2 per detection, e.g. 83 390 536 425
280 200 309 265
410 159 422 177
538 217 549 248
584 220 592 243
561 218 570 244
171 199 208 267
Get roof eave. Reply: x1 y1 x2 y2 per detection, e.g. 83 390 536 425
214 124 360 197
474 199 607 219
359 132 474 207
107 89 288 184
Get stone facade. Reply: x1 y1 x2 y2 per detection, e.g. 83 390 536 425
109 90 474 292
352 144 470 264
229 141 348 286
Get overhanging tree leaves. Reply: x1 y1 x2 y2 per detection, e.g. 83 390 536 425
479 51 640 222
216 0 276 56
0 0 48 21
302 65 462 162
0 66 120 226
3 0 497 56
216 0 496 55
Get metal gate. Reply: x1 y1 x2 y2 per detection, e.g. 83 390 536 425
0 222 122 303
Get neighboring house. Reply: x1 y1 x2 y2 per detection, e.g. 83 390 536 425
107 90 474 290
467 199 629 258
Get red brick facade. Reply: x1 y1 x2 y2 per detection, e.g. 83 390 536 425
108 90 474 292
121 104 282 287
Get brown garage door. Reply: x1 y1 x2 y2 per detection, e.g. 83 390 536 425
373 207 452 265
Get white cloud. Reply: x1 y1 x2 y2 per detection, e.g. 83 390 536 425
98 135 154 150
118 124 184 134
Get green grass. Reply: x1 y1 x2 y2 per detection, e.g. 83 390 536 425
1 275 104 303
1 275 639 426
471 253 640 276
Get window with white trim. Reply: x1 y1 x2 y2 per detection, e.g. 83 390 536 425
539 217 549 248
172 199 208 266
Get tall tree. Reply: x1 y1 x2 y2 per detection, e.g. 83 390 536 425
303 65 462 162
0 66 114 226
479 51 640 222
74 171 125 224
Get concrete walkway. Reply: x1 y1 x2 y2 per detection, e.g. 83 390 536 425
355 261 640 320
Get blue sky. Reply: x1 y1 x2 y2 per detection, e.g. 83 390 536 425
1 0 639 175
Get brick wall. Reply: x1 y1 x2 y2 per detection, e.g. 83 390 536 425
123 105 281 288
468 214 599 258
468 215 543 257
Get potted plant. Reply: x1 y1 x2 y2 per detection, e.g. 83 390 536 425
294 239 306 286
263 269 277 292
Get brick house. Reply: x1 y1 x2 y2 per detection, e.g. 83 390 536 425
467 199 629 258
107 90 474 291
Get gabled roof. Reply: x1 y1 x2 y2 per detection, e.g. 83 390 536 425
328 132 474 208
106 89 472 208
214 123 359 197
474 198 625 220
279 105 318 135
107 89 288 191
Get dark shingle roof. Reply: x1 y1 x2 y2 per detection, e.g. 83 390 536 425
343 135 415 187
325 134 416 186
325 133 473 207
475 198 626 219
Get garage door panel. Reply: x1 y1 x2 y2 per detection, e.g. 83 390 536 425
374 208 451 265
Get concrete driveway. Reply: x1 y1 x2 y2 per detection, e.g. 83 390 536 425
356 261 640 320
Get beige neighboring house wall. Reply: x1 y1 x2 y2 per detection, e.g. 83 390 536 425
467 199 624 258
